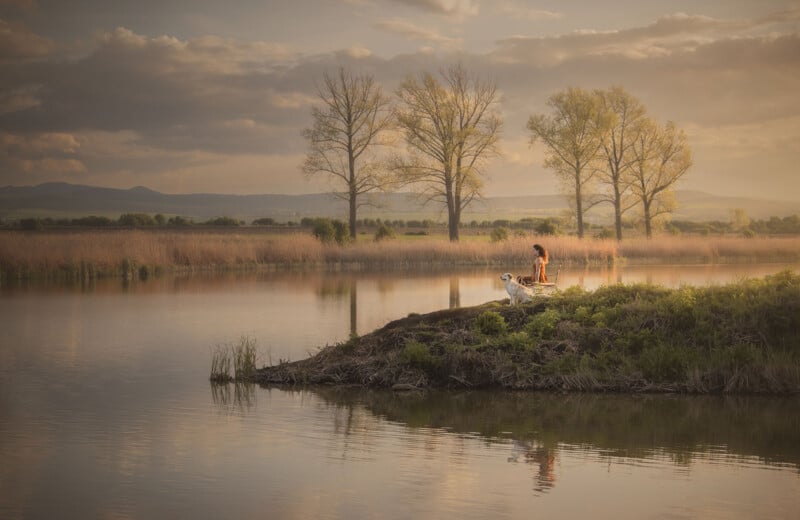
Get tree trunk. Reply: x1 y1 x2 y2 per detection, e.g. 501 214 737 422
448 206 459 241
575 173 584 239
348 149 357 238
445 173 459 241
349 189 357 239
643 199 653 238
614 184 623 241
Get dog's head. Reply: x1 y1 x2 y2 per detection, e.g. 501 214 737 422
500 273 513 282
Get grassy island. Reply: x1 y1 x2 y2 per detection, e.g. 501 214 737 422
253 271 800 394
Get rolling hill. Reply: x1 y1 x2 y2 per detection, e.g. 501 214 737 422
0 182 797 223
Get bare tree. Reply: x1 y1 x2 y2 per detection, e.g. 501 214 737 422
527 87 610 239
394 64 501 241
596 86 648 241
302 68 393 239
628 120 693 238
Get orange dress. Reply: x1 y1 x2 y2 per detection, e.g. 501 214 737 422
534 257 548 283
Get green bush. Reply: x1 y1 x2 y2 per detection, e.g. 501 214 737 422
374 222 395 242
490 226 510 242
332 220 349 244
312 219 336 243
526 308 561 339
506 331 531 351
534 218 560 236
400 340 436 368
311 218 349 245
474 311 508 336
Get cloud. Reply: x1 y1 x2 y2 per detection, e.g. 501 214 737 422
0 18 54 63
0 131 80 155
0 9 798 199
374 18 462 48
494 2 562 21
0 0 37 11
492 10 800 65
388 0 478 17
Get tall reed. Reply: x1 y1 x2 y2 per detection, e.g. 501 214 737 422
2 230 800 280
209 335 258 382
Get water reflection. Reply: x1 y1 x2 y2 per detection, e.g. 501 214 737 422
210 382 256 413
506 439 557 493
449 276 460 309
295 388 800 475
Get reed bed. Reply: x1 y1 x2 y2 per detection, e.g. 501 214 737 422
2 230 799 280
210 335 258 383
617 235 800 262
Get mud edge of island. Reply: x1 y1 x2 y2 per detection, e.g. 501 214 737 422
251 271 800 394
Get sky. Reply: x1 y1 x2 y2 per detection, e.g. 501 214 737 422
1 0 799 200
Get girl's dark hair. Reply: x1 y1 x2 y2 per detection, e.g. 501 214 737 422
533 244 548 262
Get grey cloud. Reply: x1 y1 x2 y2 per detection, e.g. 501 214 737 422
0 18 54 63
494 2 562 21
374 18 462 47
0 27 310 141
387 0 478 17
1 10 798 197
493 11 798 65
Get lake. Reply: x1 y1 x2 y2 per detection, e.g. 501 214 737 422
1 263 799 519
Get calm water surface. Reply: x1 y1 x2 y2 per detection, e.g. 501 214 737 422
1 264 799 519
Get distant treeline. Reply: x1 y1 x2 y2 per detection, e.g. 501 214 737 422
3 213 800 237
667 215 800 236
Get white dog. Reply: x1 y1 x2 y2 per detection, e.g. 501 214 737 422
500 273 533 305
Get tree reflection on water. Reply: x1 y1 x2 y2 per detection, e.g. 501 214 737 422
295 387 800 486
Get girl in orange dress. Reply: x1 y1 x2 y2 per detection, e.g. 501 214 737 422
533 244 548 283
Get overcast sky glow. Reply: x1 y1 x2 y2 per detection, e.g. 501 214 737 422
1 0 799 200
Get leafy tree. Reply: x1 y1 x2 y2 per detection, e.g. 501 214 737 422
395 64 501 241
527 87 610 238
302 68 394 239
167 216 191 226
72 216 112 227
628 120 692 238
118 213 156 226
205 216 240 226
19 218 44 230
596 86 648 241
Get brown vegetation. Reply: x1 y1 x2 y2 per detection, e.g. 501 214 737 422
2 230 800 280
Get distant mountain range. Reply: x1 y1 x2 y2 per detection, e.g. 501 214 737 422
1 182 797 223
